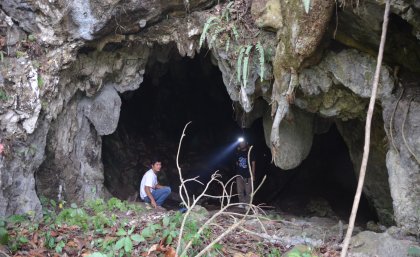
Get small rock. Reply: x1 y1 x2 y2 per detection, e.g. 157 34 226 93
348 231 418 257
282 245 315 257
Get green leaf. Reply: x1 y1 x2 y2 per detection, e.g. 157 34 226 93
232 25 239 41
48 237 55 248
255 41 265 82
37 76 44 88
87 253 108 257
213 243 222 250
163 216 170 227
162 230 169 238
114 237 125 250
8 214 26 223
302 253 311 257
225 38 230 53
170 230 178 237
302 0 311 13
55 241 65 253
71 203 78 209
124 237 133 253
151 224 162 231
50 199 57 207
222 2 234 21
116 228 126 236
16 51 26 58
130 234 144 243
19 237 29 243
128 225 135 235
141 227 152 238
0 227 9 245
199 16 220 48
166 235 173 245
28 34 36 42
237 46 246 83
288 250 302 257
242 45 253 88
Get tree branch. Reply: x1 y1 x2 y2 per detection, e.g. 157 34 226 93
340 1 391 256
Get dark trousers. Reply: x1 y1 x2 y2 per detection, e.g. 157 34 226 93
236 177 252 203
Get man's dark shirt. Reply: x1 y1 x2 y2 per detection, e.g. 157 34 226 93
235 148 255 178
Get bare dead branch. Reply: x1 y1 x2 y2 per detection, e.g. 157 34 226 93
340 1 391 256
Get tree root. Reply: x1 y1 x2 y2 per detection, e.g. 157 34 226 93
389 87 404 154
270 69 297 165
401 97 420 165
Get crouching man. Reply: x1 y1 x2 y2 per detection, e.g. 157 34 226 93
140 158 171 209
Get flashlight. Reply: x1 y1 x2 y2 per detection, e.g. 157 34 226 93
238 137 244 143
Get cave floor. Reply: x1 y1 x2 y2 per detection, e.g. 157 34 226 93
0 200 350 257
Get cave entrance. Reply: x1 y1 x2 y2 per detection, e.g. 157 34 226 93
102 47 241 201
101 45 378 224
257 122 379 224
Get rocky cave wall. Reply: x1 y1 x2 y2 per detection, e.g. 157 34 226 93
0 0 419 234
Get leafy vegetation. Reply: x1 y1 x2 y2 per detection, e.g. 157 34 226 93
199 2 267 89
0 89 8 101
0 197 237 256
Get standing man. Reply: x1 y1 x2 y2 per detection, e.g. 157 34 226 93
140 158 171 209
235 140 256 207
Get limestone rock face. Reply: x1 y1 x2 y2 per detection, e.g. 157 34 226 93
0 57 41 136
296 49 394 120
36 95 106 203
336 118 394 226
263 107 314 170
0 120 48 218
81 85 121 136
336 0 420 73
0 0 215 44
319 50 394 99
383 86 420 234
348 231 417 257
251 0 282 31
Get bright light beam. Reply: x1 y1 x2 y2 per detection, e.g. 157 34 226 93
238 137 244 143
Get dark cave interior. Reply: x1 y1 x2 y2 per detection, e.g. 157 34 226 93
102 48 378 224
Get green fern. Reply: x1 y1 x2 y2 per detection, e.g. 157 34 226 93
209 27 226 48
237 46 246 83
255 41 265 82
242 45 253 88
236 47 245 82
199 16 220 48
231 25 239 41
222 2 235 21
225 38 230 52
